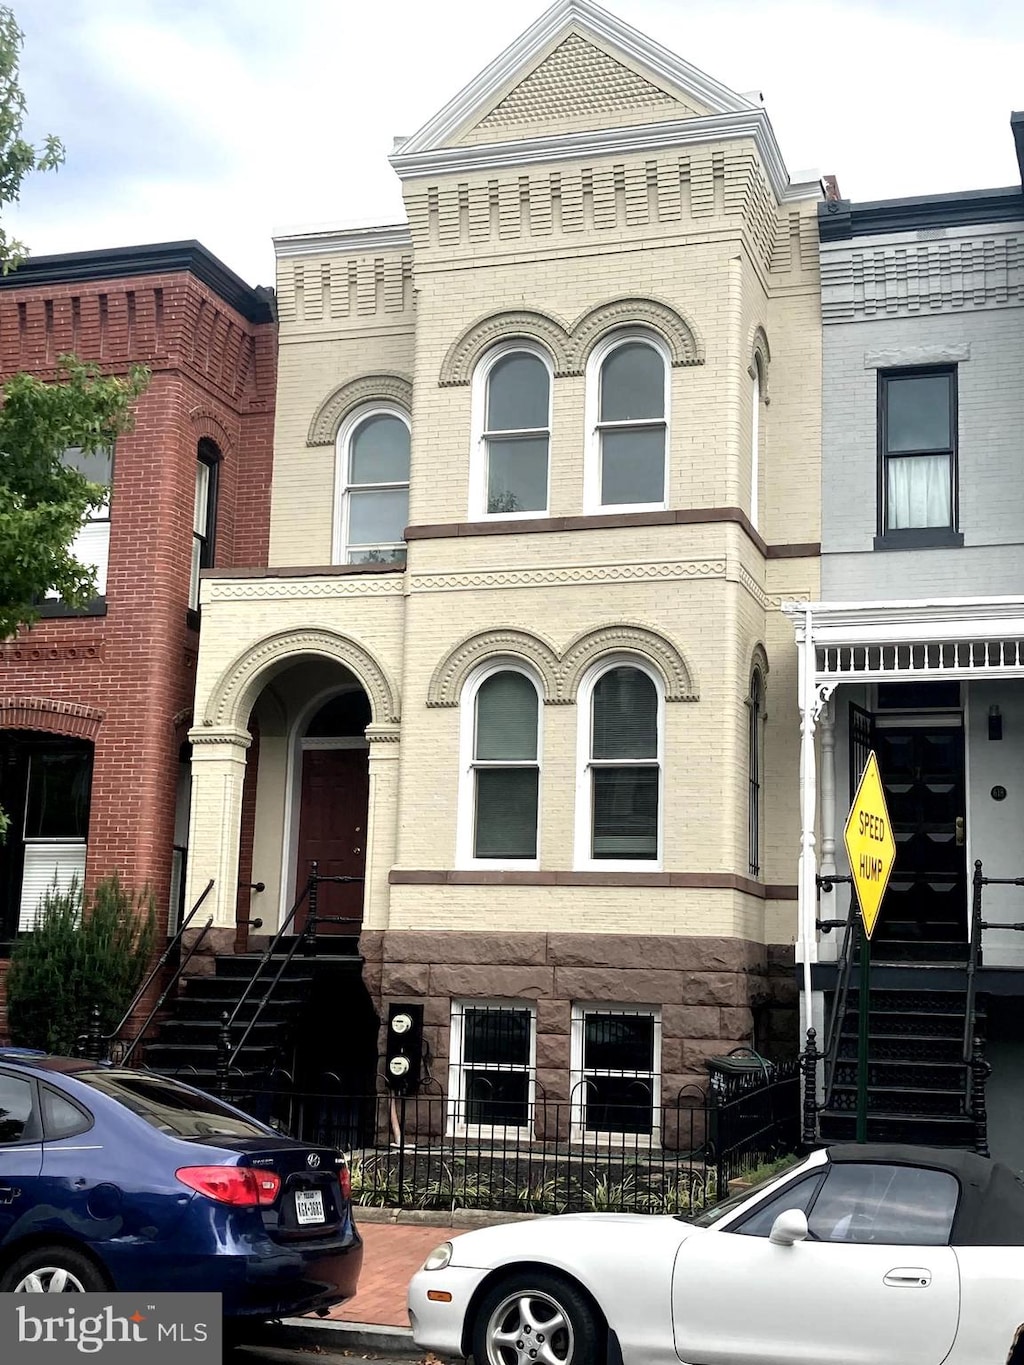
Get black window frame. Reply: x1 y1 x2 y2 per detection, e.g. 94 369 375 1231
0 1069 42 1146
875 365 963 551
188 439 220 624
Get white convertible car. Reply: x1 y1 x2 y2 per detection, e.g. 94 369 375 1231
408 1144 1024 1365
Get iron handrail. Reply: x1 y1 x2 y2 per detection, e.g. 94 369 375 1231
821 892 858 1109
120 914 215 1065
964 860 1024 1064
111 878 215 1060
223 879 313 1073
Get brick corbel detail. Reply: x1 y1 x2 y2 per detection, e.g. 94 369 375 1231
0 696 104 740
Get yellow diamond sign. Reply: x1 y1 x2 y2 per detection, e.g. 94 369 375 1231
843 751 896 939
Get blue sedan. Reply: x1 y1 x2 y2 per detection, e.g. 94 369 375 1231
0 1053 362 1318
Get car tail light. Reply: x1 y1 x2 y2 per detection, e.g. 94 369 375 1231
176 1165 281 1207
338 1164 351 1201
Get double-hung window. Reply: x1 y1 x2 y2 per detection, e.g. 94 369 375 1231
48 445 112 601
577 663 661 867
189 440 219 612
336 408 410 564
878 367 960 547
449 1001 535 1133
588 333 668 510
461 668 540 865
475 347 550 517
571 1005 661 1141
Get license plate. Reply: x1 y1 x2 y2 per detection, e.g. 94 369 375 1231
294 1190 325 1225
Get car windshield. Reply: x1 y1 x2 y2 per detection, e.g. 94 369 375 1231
681 1157 806 1227
74 1071 268 1139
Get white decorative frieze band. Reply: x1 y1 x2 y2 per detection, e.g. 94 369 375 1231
206 576 406 602
409 559 725 593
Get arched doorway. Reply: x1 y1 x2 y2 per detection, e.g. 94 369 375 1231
291 688 371 936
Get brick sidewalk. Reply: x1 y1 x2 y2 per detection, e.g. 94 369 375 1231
326 1221 464 1327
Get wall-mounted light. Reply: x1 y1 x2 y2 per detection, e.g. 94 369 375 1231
989 704 1003 741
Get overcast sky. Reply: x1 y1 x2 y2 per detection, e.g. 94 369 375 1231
10 0 1024 287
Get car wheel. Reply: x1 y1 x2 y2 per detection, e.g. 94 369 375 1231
0 1246 109 1294
472 1271 602 1365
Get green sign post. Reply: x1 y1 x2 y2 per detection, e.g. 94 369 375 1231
843 752 896 1142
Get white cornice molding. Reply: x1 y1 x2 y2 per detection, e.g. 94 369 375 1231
393 108 793 203
784 596 1024 643
275 224 412 259
395 0 756 164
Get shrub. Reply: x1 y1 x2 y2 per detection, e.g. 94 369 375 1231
6 873 157 1054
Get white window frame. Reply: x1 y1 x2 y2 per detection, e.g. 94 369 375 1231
189 448 218 612
447 999 537 1139
49 446 113 600
332 403 410 564
573 655 665 871
570 1003 662 1145
750 360 762 532
456 661 543 870
469 341 553 521
584 329 671 514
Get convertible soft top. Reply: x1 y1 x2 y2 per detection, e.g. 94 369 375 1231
828 1143 1024 1246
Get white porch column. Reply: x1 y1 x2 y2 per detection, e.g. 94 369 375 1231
796 608 820 1043
185 726 252 929
363 724 401 932
818 699 838 962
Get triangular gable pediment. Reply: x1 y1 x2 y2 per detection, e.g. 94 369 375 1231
457 32 707 145
396 0 755 159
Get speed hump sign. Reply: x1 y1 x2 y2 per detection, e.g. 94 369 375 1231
843 751 896 939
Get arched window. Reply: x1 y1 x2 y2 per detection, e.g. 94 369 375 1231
472 345 551 518
748 668 764 877
750 360 762 532
586 332 668 511
577 661 662 867
335 406 410 563
459 667 541 865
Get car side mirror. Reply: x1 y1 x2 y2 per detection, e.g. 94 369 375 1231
769 1209 809 1246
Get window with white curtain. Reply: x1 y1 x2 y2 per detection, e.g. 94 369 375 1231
576 661 662 867
335 407 410 563
46 445 113 601
472 345 551 517
587 332 668 511
459 666 541 866
880 368 956 534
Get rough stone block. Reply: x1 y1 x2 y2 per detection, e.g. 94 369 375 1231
536 999 571 1035
552 966 685 1003
428 964 554 999
385 930 548 966
381 962 431 997
662 1004 722 1040
718 1006 755 1041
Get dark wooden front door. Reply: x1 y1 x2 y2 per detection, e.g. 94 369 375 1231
873 723 967 950
293 747 369 934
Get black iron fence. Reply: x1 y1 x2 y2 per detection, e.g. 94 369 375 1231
224 1062 800 1216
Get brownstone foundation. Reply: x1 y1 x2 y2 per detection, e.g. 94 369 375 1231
359 930 798 1098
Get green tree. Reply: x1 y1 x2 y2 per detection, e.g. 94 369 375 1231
0 4 64 272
